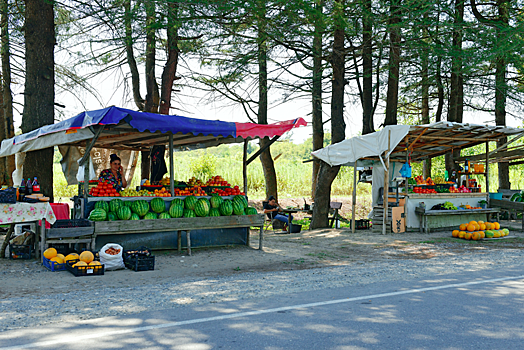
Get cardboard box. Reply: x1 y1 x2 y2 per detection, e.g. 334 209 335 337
392 206 405 233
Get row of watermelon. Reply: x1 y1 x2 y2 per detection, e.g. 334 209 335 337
87 195 257 221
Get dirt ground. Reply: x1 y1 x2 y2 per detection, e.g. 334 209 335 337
2 215 524 299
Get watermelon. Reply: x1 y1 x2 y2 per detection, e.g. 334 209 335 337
485 231 494 238
210 195 223 209
107 212 118 221
233 195 248 209
183 209 196 218
170 198 183 208
88 208 107 221
130 213 140 220
184 195 197 210
194 198 210 217
117 206 132 220
131 200 149 217
151 197 166 213
219 200 233 216
169 204 184 218
123 200 132 207
232 200 244 215
209 208 220 217
143 212 157 220
94 201 109 212
109 198 124 213
245 207 258 215
158 212 171 219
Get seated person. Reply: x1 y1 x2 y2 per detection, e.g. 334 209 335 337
99 154 128 192
263 195 293 231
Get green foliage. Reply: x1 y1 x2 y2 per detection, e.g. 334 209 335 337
189 152 217 180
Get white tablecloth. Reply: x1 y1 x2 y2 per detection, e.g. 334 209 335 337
0 202 57 225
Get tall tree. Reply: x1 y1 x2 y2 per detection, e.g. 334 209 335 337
361 0 374 134
470 0 510 189
21 0 55 200
0 0 14 186
384 0 401 126
311 0 346 229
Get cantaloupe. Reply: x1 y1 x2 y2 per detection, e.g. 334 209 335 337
72 261 87 268
43 248 57 260
50 256 64 264
79 251 94 264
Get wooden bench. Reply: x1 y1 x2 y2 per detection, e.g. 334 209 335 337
304 202 342 228
43 224 96 260
489 199 524 231
415 207 500 234
497 189 521 200
93 214 265 256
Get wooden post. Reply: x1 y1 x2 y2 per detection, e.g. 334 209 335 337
0 223 14 258
186 230 191 256
83 153 90 219
243 139 248 194
40 218 46 262
169 133 175 197
352 162 357 234
486 141 490 207
177 231 181 253
382 130 391 235
259 225 263 250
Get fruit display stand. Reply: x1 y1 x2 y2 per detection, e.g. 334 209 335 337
407 192 500 233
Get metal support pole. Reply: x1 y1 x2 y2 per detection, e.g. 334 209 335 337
83 153 90 219
169 133 175 197
243 139 248 194
352 162 357 234
486 141 490 206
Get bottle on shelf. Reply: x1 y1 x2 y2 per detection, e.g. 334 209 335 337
25 178 33 196
464 159 469 173
32 177 40 194
19 179 26 200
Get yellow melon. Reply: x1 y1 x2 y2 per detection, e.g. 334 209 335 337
468 221 478 227
493 222 500 230
43 248 57 260
459 224 467 231
79 251 94 264
480 231 485 239
89 261 102 266
56 253 65 261
72 261 88 268
485 223 492 230
452 230 459 237
64 254 78 263
50 256 64 264
458 231 466 239
465 232 472 240
472 232 480 241
467 224 475 232
479 223 486 230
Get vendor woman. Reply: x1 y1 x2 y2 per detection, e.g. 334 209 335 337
99 154 128 191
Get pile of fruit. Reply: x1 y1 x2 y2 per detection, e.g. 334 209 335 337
413 187 437 194
455 185 471 193
414 176 435 186
88 181 120 197
209 185 245 196
87 195 258 221
120 188 140 197
105 247 121 255
205 175 231 187
187 177 204 187
451 220 509 240
43 249 102 269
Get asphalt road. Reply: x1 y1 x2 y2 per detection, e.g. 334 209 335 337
2 267 524 350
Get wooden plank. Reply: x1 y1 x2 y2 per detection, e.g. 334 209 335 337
47 227 94 239
94 215 265 235
415 207 500 216
490 199 524 211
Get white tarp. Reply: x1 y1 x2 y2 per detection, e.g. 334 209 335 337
311 125 410 166
0 128 95 158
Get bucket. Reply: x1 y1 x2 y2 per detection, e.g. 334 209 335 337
489 192 502 200
290 224 302 233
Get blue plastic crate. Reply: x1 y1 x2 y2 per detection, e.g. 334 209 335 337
42 256 66 271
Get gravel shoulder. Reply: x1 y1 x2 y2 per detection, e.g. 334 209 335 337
2 220 524 332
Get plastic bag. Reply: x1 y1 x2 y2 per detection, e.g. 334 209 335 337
76 158 97 182
399 162 412 178
99 243 125 271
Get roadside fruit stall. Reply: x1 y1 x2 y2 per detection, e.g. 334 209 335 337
0 106 307 258
312 122 524 234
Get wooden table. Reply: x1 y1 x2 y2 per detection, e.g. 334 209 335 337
490 199 524 230
281 209 299 234
415 207 500 233
94 214 266 255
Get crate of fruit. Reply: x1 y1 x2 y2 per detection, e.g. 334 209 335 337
123 247 155 272
42 256 66 271
9 244 32 259
65 258 104 277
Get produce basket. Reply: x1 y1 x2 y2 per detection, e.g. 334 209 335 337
9 244 32 259
0 188 17 204
65 259 104 277
42 256 66 271
123 247 155 272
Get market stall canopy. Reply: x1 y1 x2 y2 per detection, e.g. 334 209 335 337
0 106 308 157
312 122 524 166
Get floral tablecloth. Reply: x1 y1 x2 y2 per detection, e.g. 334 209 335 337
0 202 57 225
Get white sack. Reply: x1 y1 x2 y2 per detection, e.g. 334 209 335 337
76 157 97 182
99 243 125 271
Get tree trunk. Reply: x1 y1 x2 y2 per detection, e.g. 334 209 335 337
384 0 401 126
311 0 324 199
123 0 144 110
445 0 464 174
256 2 277 200
0 87 5 185
21 0 55 201
311 1 345 229
158 1 179 115
421 19 430 177
1 0 14 185
362 0 374 134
